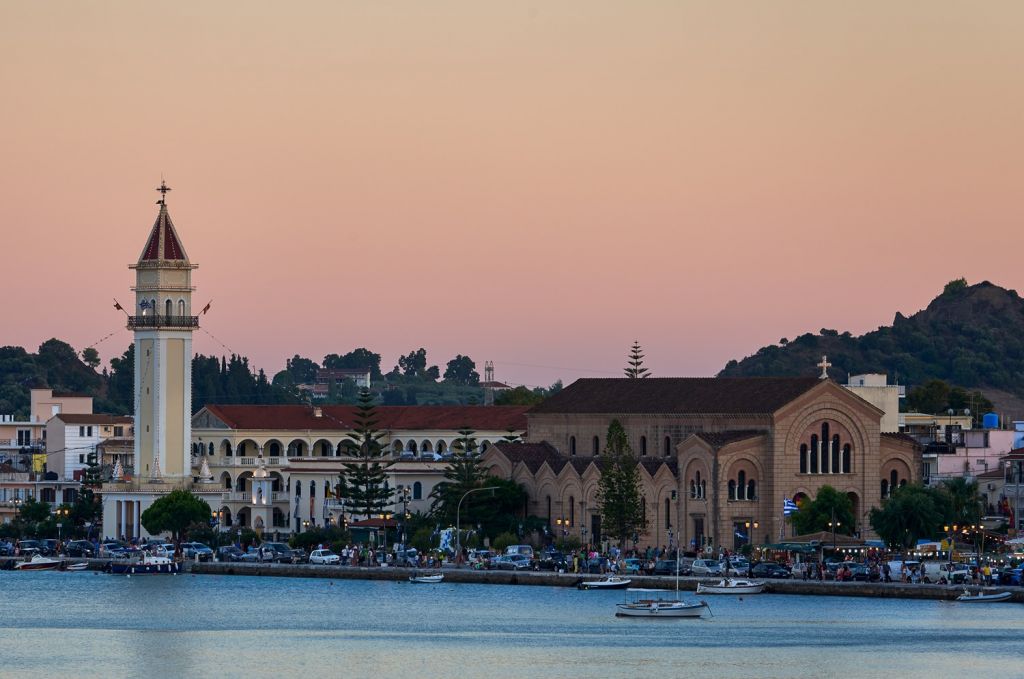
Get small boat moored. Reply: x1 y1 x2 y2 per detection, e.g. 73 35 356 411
696 578 766 595
409 573 444 584
616 596 708 618
956 589 1012 603
107 548 180 575
63 562 89 572
579 576 632 590
13 554 62 571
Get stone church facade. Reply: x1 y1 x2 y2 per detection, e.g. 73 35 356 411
484 377 920 551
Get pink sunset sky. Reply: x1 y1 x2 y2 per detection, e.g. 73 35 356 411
2 2 1022 388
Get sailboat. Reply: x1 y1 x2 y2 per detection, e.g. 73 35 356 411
615 550 708 618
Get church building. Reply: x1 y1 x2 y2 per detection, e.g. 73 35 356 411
484 374 920 552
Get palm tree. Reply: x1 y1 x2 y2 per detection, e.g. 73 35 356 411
941 477 982 524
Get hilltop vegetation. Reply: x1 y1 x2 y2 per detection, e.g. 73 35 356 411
719 280 1024 407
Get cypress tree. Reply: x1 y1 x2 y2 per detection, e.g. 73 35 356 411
597 420 647 549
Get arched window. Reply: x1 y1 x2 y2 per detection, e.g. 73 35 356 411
821 424 830 473
296 481 301 497
690 480 696 498
150 299 156 315
737 471 746 500
224 475 231 490
701 480 706 498
832 434 841 473
546 496 551 523
728 480 736 501
409 441 418 455
800 443 808 474
899 479 907 489
747 479 756 501
569 437 576 456
641 497 647 522
324 480 330 497
664 498 671 529
413 482 422 500
842 444 851 473
208 442 214 456
664 436 671 457
592 436 600 455
309 480 315 498
890 469 898 489
165 299 173 317
810 435 819 474
178 299 185 316
640 436 647 456
880 479 889 499
569 496 575 526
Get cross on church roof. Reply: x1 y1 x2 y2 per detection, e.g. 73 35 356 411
156 180 171 205
818 355 832 380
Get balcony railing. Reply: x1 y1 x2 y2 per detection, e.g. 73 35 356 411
127 315 199 329
221 491 287 502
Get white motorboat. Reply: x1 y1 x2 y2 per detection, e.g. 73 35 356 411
616 597 708 618
14 554 62 571
956 589 1012 603
696 578 766 595
107 549 180 575
409 573 444 584
64 562 89 572
579 576 631 590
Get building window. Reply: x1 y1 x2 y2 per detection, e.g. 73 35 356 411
79 454 85 464
664 498 671 529
880 479 889 499
569 437 576 456
114 426 124 437
178 299 185 316
569 496 575 526
640 436 647 456
79 426 85 437
800 444 808 474
663 436 671 457
747 479 756 501
592 436 599 455
413 482 422 500
310 480 315 498
842 444 851 473
728 480 736 501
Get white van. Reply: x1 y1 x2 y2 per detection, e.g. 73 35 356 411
505 545 534 559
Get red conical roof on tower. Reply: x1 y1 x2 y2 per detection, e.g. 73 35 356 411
138 181 189 263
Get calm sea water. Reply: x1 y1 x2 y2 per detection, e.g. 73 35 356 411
0 571 1021 679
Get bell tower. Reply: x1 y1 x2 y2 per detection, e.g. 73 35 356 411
128 181 197 483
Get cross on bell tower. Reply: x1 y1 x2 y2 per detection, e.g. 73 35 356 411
817 355 832 380
156 180 171 205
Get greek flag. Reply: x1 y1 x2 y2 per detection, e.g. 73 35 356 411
783 499 799 516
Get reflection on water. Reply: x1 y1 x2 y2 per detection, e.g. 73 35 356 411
1 571 1022 678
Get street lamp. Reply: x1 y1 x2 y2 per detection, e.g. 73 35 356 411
55 507 70 546
944 524 959 564
828 518 841 553
303 520 310 532
456 486 498 565
382 512 392 559
744 520 759 549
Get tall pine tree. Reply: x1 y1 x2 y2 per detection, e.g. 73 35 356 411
597 420 646 549
625 341 650 378
429 427 488 526
338 389 395 520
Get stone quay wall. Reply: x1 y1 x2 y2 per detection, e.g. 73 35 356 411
186 562 1024 602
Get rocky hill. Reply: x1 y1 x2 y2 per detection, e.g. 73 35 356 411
718 280 1024 402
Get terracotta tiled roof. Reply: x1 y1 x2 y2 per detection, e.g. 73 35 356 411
691 431 766 450
139 204 188 262
881 432 921 446
53 414 133 425
493 441 677 477
529 377 822 415
201 404 529 432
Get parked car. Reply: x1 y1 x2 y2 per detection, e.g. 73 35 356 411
100 542 129 558
0 540 14 557
394 548 420 567
17 540 42 556
533 551 568 571
997 567 1023 586
65 540 96 558
690 558 723 576
217 545 243 562
751 562 792 579
290 548 308 564
489 554 532 571
309 549 341 565
720 557 749 573
622 558 644 574
936 562 971 584
181 542 214 562
260 542 295 563
504 545 535 559
653 559 689 576
40 539 60 556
